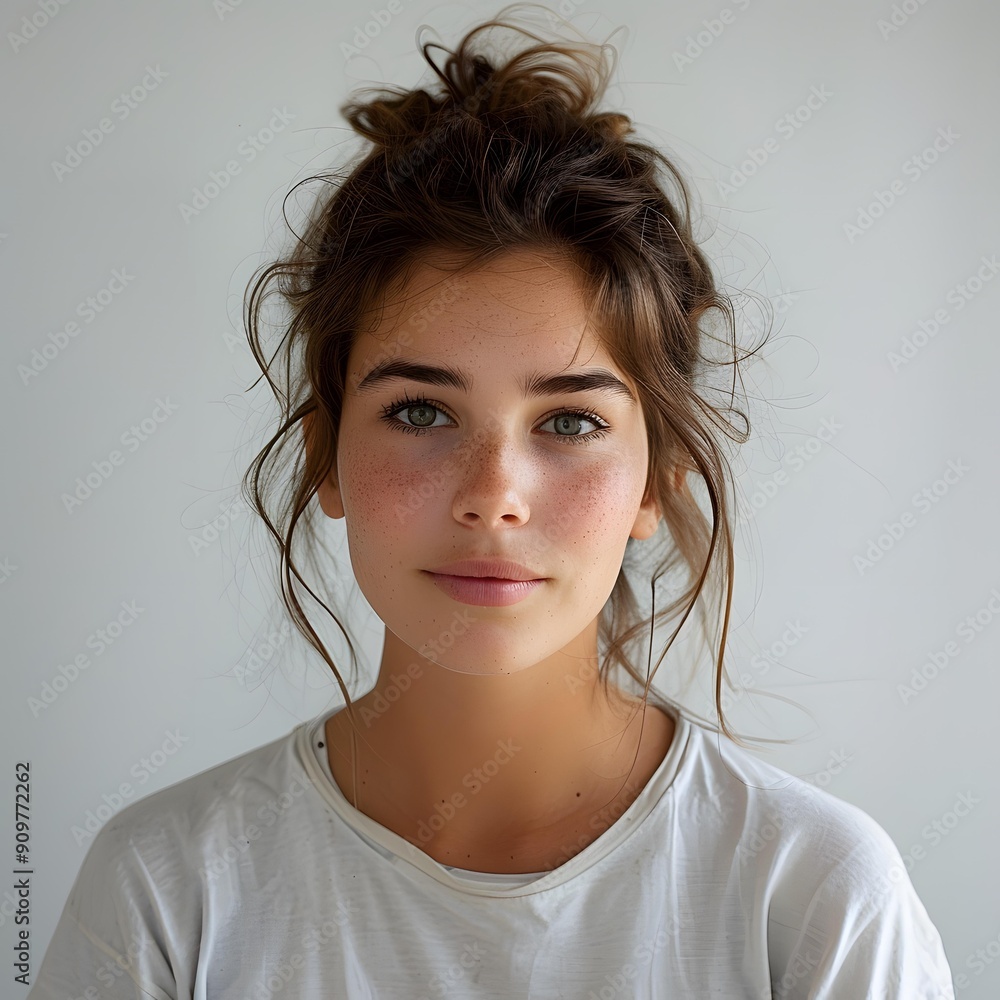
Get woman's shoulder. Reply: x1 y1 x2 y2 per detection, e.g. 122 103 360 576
82 719 311 868
672 718 954 994
677 714 906 885
41 720 319 989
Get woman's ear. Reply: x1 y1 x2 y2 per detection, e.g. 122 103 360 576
630 465 685 541
630 479 663 542
302 410 345 520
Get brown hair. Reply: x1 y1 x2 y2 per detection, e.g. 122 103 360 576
240 5 772 753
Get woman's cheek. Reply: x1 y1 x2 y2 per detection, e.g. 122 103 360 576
342 448 413 520
568 462 642 525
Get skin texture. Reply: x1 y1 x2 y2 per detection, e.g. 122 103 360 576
308 248 676 873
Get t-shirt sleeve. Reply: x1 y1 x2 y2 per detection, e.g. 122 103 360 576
766 806 956 1000
28 819 180 1000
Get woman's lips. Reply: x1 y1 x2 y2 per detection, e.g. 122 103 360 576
423 572 545 607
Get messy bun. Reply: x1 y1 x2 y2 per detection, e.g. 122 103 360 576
241 4 765 748
344 20 624 143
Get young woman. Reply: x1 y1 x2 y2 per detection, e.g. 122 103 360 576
30 7 956 998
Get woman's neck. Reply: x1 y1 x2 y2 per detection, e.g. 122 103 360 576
322 633 675 874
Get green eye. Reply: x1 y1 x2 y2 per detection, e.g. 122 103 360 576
378 393 611 445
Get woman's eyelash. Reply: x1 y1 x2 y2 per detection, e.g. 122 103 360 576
377 392 611 445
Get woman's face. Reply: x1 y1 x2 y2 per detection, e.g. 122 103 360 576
316 249 661 676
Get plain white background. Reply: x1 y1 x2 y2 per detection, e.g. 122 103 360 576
2 0 997 993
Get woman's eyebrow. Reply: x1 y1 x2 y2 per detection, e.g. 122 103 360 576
355 358 636 404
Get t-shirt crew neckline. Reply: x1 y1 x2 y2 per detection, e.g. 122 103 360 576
296 700 692 897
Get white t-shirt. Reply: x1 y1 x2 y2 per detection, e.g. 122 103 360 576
28 702 956 999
